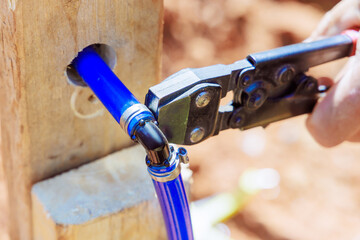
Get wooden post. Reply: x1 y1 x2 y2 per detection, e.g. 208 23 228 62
0 1 163 239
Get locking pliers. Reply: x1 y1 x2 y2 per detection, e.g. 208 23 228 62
145 30 358 145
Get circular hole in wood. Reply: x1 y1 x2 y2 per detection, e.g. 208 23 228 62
66 43 117 87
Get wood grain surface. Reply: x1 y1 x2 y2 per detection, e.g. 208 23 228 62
0 1 163 239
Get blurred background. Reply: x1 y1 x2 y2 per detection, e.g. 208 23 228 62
163 0 360 239
2 0 360 239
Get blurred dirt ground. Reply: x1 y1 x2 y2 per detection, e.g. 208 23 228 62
163 0 360 239
1 0 360 239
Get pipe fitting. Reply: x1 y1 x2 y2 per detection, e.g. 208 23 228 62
147 144 183 182
119 104 155 137
134 120 171 166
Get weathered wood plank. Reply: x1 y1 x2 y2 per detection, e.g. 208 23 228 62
0 1 163 239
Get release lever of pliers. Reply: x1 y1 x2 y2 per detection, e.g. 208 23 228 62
145 30 359 145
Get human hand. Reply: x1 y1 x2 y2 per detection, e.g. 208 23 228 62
306 0 360 147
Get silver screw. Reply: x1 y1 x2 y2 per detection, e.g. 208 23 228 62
190 127 205 143
195 91 211 108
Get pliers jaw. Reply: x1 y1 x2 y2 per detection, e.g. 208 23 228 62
146 31 358 145
145 61 251 145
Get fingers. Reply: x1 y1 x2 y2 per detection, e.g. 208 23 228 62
306 52 360 147
307 0 360 41
306 1 360 147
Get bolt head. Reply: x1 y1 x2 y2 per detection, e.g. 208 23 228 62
190 127 205 143
278 66 295 83
230 110 246 128
247 88 266 109
237 69 254 87
195 92 211 108
242 75 251 86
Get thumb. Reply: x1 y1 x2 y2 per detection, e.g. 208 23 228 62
307 0 360 42
306 35 360 147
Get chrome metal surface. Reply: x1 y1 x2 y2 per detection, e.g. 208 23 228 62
195 91 211 108
119 103 152 134
178 147 189 164
148 145 183 182
190 127 205 143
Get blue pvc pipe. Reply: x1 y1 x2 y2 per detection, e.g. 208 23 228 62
73 47 139 122
153 174 194 240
